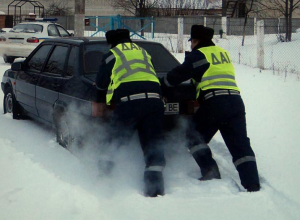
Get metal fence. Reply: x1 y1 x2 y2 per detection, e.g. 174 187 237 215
53 15 300 75
141 17 300 76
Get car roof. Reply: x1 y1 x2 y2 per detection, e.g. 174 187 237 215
15 22 62 27
43 37 159 46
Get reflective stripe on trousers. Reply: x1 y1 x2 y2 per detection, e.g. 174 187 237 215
234 156 256 167
145 166 164 172
189 144 210 154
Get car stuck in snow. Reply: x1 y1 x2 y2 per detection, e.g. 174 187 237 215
1 37 196 149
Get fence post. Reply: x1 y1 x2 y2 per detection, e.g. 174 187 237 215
254 17 257 35
96 16 99 33
117 14 121 29
151 16 155 39
222 16 227 37
177 16 184 53
110 16 114 30
257 20 264 70
204 17 207 26
74 0 85 37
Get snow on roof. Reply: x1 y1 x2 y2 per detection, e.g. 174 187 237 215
0 11 5 15
194 0 222 10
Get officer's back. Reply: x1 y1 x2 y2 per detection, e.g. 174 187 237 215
95 29 166 197
95 30 162 103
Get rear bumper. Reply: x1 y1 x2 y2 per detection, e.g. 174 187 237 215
163 114 193 132
0 43 37 57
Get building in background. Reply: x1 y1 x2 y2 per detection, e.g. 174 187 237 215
0 0 128 16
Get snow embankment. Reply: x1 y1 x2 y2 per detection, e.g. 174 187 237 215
1 56 300 219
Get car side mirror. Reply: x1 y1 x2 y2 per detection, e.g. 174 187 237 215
69 33 74 37
11 62 23 71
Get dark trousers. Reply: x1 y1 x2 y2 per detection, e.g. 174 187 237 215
187 95 259 188
110 98 166 168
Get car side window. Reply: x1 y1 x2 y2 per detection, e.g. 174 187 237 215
56 25 69 37
27 45 52 72
44 46 69 75
48 24 59 37
66 47 77 77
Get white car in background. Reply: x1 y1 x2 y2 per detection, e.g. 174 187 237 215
0 18 73 63
0 28 6 35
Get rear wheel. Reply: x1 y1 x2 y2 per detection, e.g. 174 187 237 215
3 86 23 119
56 115 72 149
3 55 15 64
54 111 84 151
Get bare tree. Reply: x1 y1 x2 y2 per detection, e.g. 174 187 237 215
111 0 159 36
111 0 158 17
242 0 255 46
46 0 72 16
257 0 300 41
155 0 212 16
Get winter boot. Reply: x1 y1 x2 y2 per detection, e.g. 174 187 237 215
144 171 164 197
199 165 221 181
245 184 260 192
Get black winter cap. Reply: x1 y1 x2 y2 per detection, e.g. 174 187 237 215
188 25 214 41
116 29 131 40
105 29 131 45
105 30 118 44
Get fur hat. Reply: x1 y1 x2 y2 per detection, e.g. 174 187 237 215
188 25 214 41
105 30 118 44
105 29 131 45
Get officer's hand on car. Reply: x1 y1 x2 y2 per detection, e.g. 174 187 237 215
159 76 172 99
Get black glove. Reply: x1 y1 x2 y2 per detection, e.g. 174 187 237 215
185 51 191 57
159 76 164 86
159 76 168 97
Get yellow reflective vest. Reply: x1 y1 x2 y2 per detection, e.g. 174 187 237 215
192 46 240 99
106 43 160 105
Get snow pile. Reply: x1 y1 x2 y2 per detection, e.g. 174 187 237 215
1 52 300 219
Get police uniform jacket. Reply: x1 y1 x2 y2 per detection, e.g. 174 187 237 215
95 39 161 103
162 40 229 101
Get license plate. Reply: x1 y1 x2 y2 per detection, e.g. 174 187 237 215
10 40 23 44
164 103 179 115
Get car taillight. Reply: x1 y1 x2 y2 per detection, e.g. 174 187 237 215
186 100 199 115
27 37 39 43
0 36 6 42
92 102 106 117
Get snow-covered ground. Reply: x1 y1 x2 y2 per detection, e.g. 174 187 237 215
1 51 300 220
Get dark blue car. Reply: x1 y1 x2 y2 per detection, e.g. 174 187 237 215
2 37 196 149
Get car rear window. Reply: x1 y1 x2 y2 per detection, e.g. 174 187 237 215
10 24 43 33
136 42 180 72
84 43 109 74
83 42 179 75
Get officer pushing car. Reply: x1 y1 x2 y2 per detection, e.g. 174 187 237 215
161 25 260 192
95 29 165 197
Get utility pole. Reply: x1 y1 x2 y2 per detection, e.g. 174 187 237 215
74 0 85 37
222 0 227 17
